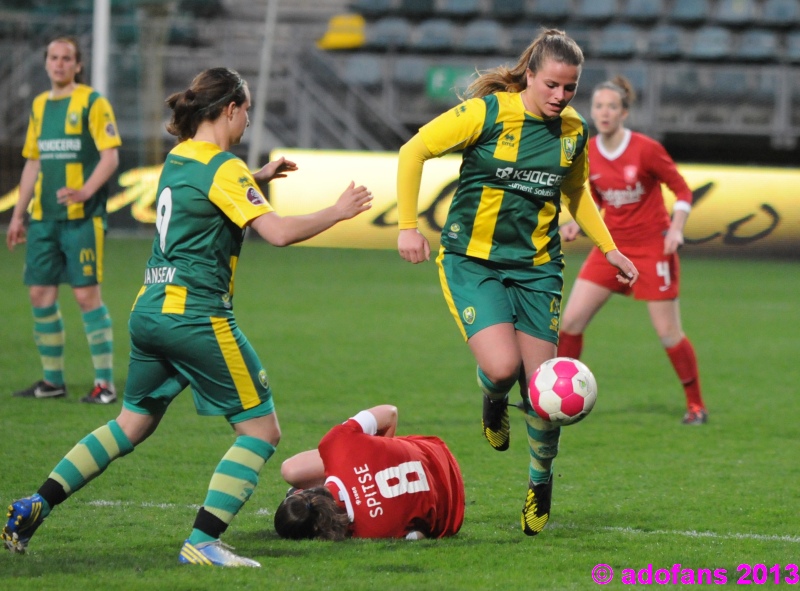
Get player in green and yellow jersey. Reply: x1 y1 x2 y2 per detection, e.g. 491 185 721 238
396 29 639 536
2 67 373 566
7 36 121 404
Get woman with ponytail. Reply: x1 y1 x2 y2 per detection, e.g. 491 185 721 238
395 28 639 536
558 75 707 425
3 67 373 567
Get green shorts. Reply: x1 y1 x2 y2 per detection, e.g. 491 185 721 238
123 312 275 421
436 249 564 344
24 217 106 287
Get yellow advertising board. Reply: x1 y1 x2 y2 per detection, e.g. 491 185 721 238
268 149 800 257
2 148 798 257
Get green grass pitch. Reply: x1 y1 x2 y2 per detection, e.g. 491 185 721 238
1 237 798 590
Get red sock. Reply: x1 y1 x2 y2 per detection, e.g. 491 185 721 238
558 331 583 359
666 337 705 411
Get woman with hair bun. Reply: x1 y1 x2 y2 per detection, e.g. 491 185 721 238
3 67 373 567
559 75 707 425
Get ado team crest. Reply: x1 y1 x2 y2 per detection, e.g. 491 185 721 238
561 136 576 163
462 306 476 325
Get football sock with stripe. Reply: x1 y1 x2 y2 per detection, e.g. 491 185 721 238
36 420 135 517
189 435 275 544
33 303 65 387
524 411 561 484
477 366 515 401
82 304 114 387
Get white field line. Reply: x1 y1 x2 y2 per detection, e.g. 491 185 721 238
551 523 800 544
87 500 796 542
87 499 273 515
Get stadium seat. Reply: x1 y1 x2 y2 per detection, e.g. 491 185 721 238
660 66 698 102
439 0 482 21
786 31 800 63
410 18 457 53
622 0 663 24
392 56 429 89
178 0 223 18
669 0 711 26
686 26 732 61
594 23 639 59
734 29 779 63
713 0 758 28
342 54 384 89
509 23 544 51
619 64 648 100
317 13 366 51
574 0 618 24
760 0 800 28
579 65 609 94
489 0 527 22
364 16 412 51
458 19 506 55
565 25 594 57
706 69 747 102
398 0 435 20
531 0 570 24
647 24 683 60
350 0 393 19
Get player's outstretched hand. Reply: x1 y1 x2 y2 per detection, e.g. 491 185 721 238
253 157 298 183
333 181 373 221
605 249 639 286
559 220 582 242
398 228 430 264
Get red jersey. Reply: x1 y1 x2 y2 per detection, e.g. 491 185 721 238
318 413 465 539
588 130 692 246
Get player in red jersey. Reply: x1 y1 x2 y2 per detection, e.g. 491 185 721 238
274 404 465 540
559 75 707 425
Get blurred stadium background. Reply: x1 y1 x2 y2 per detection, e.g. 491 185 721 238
1 0 799 235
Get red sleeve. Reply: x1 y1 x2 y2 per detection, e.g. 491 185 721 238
644 137 693 206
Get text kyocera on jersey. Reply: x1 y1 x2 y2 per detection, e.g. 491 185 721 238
495 167 564 186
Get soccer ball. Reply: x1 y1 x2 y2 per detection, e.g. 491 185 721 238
528 357 597 426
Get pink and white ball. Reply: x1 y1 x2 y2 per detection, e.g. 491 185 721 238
528 357 598 426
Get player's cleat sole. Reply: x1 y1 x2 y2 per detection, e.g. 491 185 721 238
2 494 45 553
178 539 261 567
682 408 708 425
81 384 117 404
482 394 510 451
12 380 66 399
521 477 552 536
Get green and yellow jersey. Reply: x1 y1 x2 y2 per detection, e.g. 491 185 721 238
406 92 611 266
22 84 121 221
132 139 274 318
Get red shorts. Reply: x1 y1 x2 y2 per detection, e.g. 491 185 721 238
577 243 680 301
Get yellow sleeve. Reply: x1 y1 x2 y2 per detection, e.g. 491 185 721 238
21 94 47 160
561 148 617 254
397 134 434 230
396 98 486 230
208 158 274 228
88 96 122 151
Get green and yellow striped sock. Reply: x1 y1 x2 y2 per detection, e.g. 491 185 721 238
48 420 134 498
189 436 275 545
524 411 561 484
33 303 65 387
82 304 113 387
